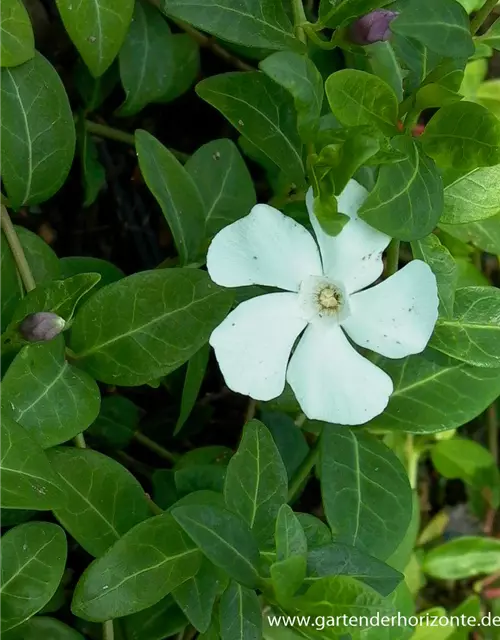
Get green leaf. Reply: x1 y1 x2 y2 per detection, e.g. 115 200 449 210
478 16 500 50
359 136 444 241
386 492 420 573
172 558 226 633
476 78 500 120
260 52 323 142
55 0 134 77
60 257 124 291
185 139 256 240
87 395 138 449
172 503 261 588
0 53 76 208
411 234 458 318
431 438 500 507
175 343 210 435
430 287 500 367
136 130 205 264
0 0 35 67
10 274 101 328
305 543 403 596
74 60 119 111
72 512 201 621
157 34 199 103
0 522 67 633
2 337 100 448
391 0 474 59
421 102 500 172
423 536 500 580
117 1 173 116
153 469 178 510
260 411 309 480
370 349 500 433
69 268 233 386
1 227 60 332
79 127 106 208
319 0 393 28
219 581 262 640
175 465 226 496
224 419 287 549
366 42 404 103
320 426 412 560
271 556 307 602
0 414 65 510
196 72 304 186
440 213 500 255
275 504 307 562
296 514 332 549
3 617 84 640
161 0 298 51
325 70 398 137
122 595 187 640
414 83 462 111
391 34 442 94
441 165 500 224
47 447 151 557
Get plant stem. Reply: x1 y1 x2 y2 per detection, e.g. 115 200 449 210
103 620 114 640
287 438 320 502
244 398 257 423
471 0 498 34
488 403 498 464
74 433 87 449
405 435 419 490
291 0 308 43
385 239 400 277
1 205 36 292
133 431 178 463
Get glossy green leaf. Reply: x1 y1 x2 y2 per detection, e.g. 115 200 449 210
4 617 84 640
161 0 298 50
391 34 442 94
421 102 500 172
441 165 500 224
48 447 151 557
260 52 323 141
172 503 261 588
80 128 106 208
366 42 404 103
153 469 178 510
430 287 500 367
157 34 199 103
117 1 173 116
359 136 443 240
478 16 500 50
440 213 500 255
196 72 304 185
325 70 398 137
1 227 60 332
172 558 226 633
175 343 210 434
175 446 232 469
275 504 307 562
2 337 100 449
0 0 34 67
476 78 500 120
56 0 134 77
271 555 307 603
136 130 205 264
370 349 500 433
224 419 287 548
296 514 332 549
69 268 233 386
386 492 420 573
185 139 256 239
74 60 119 111
60 257 124 292
1 53 76 208
175 465 226 496
320 426 412 560
424 536 500 580
72 512 201 621
414 83 462 112
305 543 403 596
319 0 393 27
1 522 67 633
87 395 138 449
391 0 474 58
220 581 262 640
260 411 309 480
0 414 65 510
411 234 458 317
122 595 187 640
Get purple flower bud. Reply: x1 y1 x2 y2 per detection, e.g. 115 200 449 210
19 312 66 342
350 10 398 45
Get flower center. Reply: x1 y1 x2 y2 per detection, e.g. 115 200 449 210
318 286 341 311
298 275 351 324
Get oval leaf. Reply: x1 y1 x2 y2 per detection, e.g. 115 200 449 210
72 512 201 621
47 447 151 557
3 617 84 640
220 581 262 640
56 0 134 77
1 53 76 208
441 164 500 224
0 0 35 67
69 268 233 386
424 537 500 580
1 522 67 633
440 213 500 255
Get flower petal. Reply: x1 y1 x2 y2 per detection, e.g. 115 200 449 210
210 292 307 401
287 323 393 425
342 260 439 358
306 181 390 293
207 203 322 291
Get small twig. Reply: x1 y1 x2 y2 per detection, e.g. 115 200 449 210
73 433 87 449
133 430 178 463
470 0 498 34
103 620 114 640
1 205 36 292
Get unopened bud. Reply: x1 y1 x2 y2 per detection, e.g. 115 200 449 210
19 312 66 342
350 10 398 45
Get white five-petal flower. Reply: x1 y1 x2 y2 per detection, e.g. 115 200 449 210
207 180 439 426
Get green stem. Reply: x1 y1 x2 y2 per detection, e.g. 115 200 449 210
470 0 498 34
74 433 87 449
405 435 419 490
287 438 320 502
1 205 36 292
103 620 114 640
385 239 400 277
291 0 308 43
303 24 337 49
133 431 178 463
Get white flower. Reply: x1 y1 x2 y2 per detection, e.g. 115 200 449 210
207 180 439 425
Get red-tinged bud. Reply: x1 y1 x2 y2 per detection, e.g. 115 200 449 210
350 10 398 45
19 312 66 342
